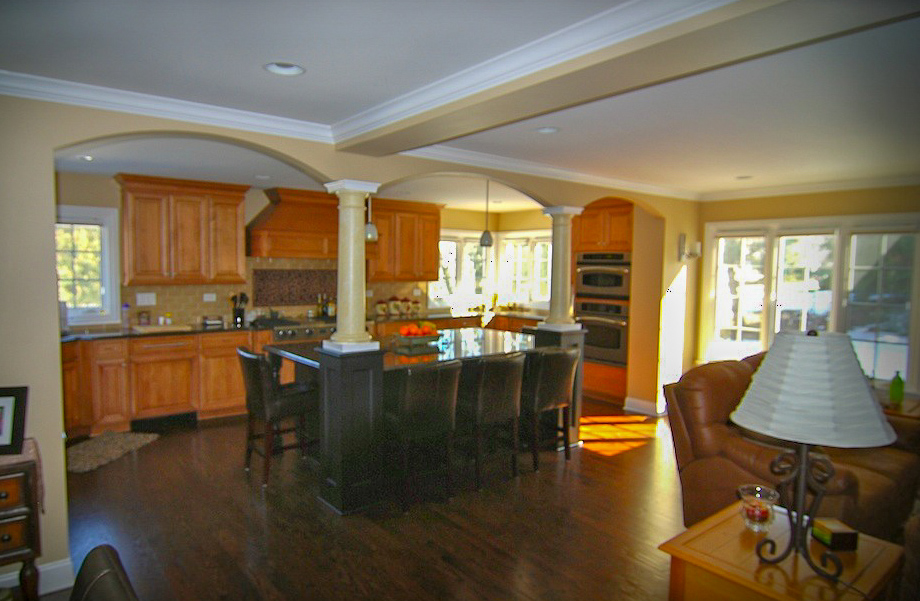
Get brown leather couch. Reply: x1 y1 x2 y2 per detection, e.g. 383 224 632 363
665 352 920 542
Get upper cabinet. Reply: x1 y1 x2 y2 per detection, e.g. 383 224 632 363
368 198 441 282
247 188 339 259
117 174 248 285
572 198 633 252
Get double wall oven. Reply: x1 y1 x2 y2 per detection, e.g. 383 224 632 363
575 252 630 366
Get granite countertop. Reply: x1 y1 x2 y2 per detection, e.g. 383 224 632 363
60 324 275 342
370 310 543 323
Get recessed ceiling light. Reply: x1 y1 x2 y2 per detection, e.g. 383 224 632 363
78 154 94 162
535 126 559 134
264 62 305 76
735 175 753 180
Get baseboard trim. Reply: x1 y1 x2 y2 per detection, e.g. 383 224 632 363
0 558 76 595
623 396 662 416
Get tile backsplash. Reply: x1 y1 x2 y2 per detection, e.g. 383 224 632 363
114 256 428 328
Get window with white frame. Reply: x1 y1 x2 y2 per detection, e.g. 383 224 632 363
429 229 551 310
704 213 919 390
429 233 492 311
56 205 120 325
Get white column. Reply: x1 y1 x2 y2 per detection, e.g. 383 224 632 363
323 179 380 353
540 206 583 331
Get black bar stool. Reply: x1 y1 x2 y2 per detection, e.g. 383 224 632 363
458 352 526 489
521 346 580 471
383 359 462 511
237 346 319 487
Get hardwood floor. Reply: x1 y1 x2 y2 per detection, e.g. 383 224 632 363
65 401 684 600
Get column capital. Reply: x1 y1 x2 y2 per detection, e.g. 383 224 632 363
324 180 380 195
543 206 584 217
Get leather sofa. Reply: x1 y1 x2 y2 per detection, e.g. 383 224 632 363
665 352 920 542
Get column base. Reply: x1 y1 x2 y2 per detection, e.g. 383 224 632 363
322 339 381 354
537 322 583 332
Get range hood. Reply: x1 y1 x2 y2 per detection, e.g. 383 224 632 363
247 188 339 258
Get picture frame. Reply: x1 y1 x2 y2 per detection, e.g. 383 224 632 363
0 387 28 455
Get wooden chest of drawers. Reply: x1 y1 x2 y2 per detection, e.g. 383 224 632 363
0 453 40 601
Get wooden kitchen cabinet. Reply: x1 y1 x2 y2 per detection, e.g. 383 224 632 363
484 315 540 332
61 340 91 438
117 174 248 285
368 198 441 282
129 335 199 420
572 198 633 252
582 360 627 402
252 330 294 384
88 338 131 435
198 330 251 418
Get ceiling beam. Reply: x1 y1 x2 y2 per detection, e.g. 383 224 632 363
336 0 920 157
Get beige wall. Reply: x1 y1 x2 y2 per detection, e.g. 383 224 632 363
0 93 714 583
699 185 920 224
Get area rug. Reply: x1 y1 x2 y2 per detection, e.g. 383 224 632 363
67 431 160 473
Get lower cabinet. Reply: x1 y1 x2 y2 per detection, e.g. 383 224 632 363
198 330 251 418
130 335 199 420
484 315 540 332
88 338 131 435
582 360 627 402
61 341 91 437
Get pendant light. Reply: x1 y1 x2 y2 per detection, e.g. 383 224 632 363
479 179 493 247
364 194 378 242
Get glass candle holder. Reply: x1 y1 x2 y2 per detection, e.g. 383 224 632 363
737 484 779 532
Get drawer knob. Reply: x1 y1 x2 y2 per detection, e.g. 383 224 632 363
0 534 10 543
0 492 7 500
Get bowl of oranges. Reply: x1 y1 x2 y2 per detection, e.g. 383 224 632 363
393 321 440 355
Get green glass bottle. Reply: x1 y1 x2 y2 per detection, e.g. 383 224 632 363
889 371 904 407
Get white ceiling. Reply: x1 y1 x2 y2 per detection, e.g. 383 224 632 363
2 0 919 211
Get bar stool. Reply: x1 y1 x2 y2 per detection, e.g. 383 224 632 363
383 359 462 511
521 346 580 471
458 352 526 489
237 346 319 487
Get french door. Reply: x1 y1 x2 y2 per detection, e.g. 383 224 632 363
708 223 917 387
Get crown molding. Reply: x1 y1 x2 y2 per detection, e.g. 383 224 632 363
404 145 700 200
331 0 743 141
0 70 334 143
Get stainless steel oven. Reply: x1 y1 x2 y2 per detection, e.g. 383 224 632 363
575 297 628 365
575 252 631 299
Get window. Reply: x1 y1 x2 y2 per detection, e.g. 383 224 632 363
704 213 919 389
429 233 492 311
846 233 915 380
712 236 766 359
56 206 120 325
429 229 551 310
496 233 551 307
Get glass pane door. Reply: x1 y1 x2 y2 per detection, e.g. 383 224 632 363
846 232 915 380
711 236 766 359
774 234 835 334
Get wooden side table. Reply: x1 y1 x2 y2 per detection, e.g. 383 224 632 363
659 502 903 601
0 439 41 601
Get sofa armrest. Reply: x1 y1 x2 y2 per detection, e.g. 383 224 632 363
887 414 920 455
720 432 859 498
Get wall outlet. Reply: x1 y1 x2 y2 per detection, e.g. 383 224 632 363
412 288 422 296
203 293 217 302
366 290 374 297
136 292 156 306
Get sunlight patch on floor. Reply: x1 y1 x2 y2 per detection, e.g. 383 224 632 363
580 414 661 457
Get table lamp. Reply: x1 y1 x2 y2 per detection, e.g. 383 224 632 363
729 330 895 581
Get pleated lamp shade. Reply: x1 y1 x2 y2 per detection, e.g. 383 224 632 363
730 331 895 448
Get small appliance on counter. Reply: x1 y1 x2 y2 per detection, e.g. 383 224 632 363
202 316 224 330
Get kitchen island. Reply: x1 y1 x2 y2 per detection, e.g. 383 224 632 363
264 328 542 513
